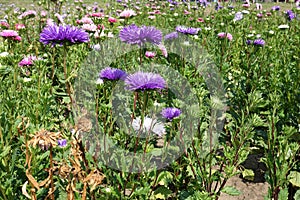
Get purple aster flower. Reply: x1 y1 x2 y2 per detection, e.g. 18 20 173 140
246 40 252 45
119 24 162 45
124 71 166 91
253 39 265 46
271 6 280 11
161 107 181 121
99 67 127 80
234 12 243 21
164 31 178 41
40 24 89 47
58 139 67 147
286 10 296 21
176 25 200 35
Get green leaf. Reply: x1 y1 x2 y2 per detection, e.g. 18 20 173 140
278 188 288 200
294 189 300 200
288 171 300 187
242 169 255 181
221 186 241 196
157 171 173 186
153 186 172 199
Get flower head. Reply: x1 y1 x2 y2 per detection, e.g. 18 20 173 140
161 107 181 121
19 57 33 66
0 30 19 38
286 10 296 21
125 71 165 91
176 25 200 35
18 10 37 19
234 12 243 21
58 139 67 147
99 67 127 80
119 24 162 45
145 51 156 58
132 116 165 137
271 6 280 11
120 9 136 18
217 32 233 41
278 24 289 29
253 38 265 46
164 31 178 41
40 24 89 46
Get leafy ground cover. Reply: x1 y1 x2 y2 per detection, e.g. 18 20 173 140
0 0 299 199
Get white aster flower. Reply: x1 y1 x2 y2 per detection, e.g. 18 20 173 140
278 24 289 29
132 116 166 137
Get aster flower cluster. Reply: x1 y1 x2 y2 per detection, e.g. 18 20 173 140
176 25 200 35
119 24 162 46
39 24 89 46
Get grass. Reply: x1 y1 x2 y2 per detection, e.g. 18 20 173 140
0 0 296 11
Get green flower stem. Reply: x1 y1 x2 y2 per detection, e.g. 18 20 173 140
63 45 73 106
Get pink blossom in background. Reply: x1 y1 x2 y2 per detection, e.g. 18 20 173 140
13 36 22 41
77 16 93 24
158 44 168 58
90 12 105 18
242 4 250 8
0 21 10 28
197 18 204 22
217 32 233 41
82 24 97 32
145 51 156 58
40 11 47 17
108 17 117 23
19 57 33 66
256 3 262 10
266 12 272 16
257 13 263 18
18 10 37 19
55 13 65 24
120 9 136 18
15 24 25 30
46 19 55 26
184 10 191 15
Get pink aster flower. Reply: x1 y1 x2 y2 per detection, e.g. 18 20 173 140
108 17 117 23
158 44 168 57
18 10 37 19
217 32 233 41
15 24 26 30
19 57 33 66
145 51 156 58
90 12 105 18
197 18 204 22
0 21 10 29
82 23 97 32
120 9 136 18
0 30 19 39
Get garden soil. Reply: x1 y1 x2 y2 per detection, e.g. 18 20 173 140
220 154 269 200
